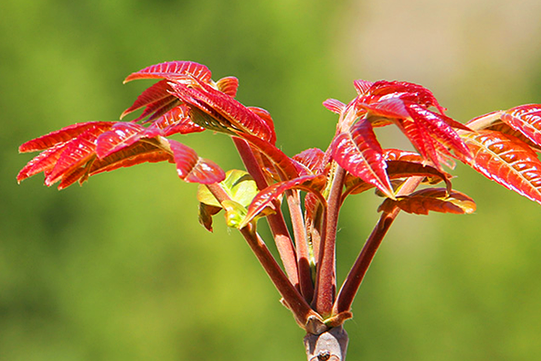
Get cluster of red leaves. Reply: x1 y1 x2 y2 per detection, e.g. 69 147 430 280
18 61 541 217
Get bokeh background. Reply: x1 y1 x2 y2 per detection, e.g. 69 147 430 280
2 0 541 360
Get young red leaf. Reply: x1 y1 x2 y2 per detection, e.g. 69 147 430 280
216 76 239 97
378 188 476 215
323 99 346 114
169 79 276 144
343 159 452 197
293 148 327 175
240 174 327 228
331 119 394 199
167 139 225 184
501 104 541 148
121 80 176 119
146 105 205 136
239 133 300 181
89 141 172 177
123 61 212 83
95 122 146 158
17 142 73 183
462 130 541 205
44 126 109 186
19 122 113 153
405 103 473 164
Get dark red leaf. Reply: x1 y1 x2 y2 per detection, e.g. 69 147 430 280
167 139 225 184
124 61 212 83
462 130 541 205
331 119 394 198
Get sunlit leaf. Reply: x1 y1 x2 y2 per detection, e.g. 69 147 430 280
146 105 205 136
322 98 346 114
121 80 175 119
168 139 225 184
123 61 212 83
95 122 146 158
293 148 327 175
501 104 541 148
331 119 394 198
197 170 259 208
19 122 113 153
462 130 541 205
378 188 476 215
169 80 276 144
216 76 239 97
239 133 300 181
45 125 111 186
89 141 172 176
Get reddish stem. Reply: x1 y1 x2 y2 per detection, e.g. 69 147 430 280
205 182 316 327
285 190 314 301
333 176 423 315
232 137 300 287
313 165 345 317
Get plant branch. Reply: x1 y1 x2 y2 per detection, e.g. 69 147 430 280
333 176 424 315
204 182 317 327
240 224 320 329
232 137 300 287
285 189 314 301
313 164 346 317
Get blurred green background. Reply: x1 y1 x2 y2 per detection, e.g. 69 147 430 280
2 0 541 360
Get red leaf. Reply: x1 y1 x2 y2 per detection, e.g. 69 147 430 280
322 98 346 114
146 105 205 136
241 175 327 228
45 128 103 186
378 188 476 215
167 139 225 184
353 80 374 96
17 142 72 182
362 80 446 114
169 80 276 144
95 122 146 159
123 61 212 83
216 76 239 97
89 142 172 177
501 104 541 148
331 119 394 198
239 133 300 181
462 130 541 205
293 148 326 175
19 122 114 153
121 80 175 119
406 103 472 164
